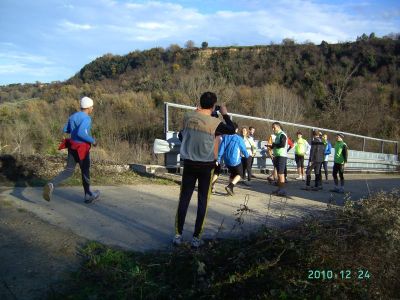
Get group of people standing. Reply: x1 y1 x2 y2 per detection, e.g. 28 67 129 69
174 92 349 248
211 122 348 197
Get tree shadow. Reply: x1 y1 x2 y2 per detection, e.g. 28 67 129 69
0 155 47 203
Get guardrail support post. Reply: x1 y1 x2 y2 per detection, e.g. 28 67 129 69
396 142 398 156
164 103 169 139
381 141 384 154
362 138 366 152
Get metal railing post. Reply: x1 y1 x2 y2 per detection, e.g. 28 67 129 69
164 102 169 139
396 142 398 156
362 138 366 152
381 141 384 154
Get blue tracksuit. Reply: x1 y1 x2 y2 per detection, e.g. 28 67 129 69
63 111 95 144
217 134 249 167
324 141 332 156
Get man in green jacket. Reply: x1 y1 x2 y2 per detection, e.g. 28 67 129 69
331 133 348 193
267 122 288 196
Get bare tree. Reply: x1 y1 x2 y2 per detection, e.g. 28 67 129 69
328 62 361 111
185 40 195 49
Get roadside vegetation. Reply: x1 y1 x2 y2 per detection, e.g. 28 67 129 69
0 154 175 187
50 191 400 299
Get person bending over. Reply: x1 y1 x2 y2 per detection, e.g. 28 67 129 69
217 123 249 196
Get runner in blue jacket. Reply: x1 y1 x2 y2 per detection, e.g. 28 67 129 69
217 123 249 195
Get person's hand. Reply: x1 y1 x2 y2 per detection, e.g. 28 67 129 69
219 104 228 115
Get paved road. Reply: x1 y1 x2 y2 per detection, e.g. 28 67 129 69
1 174 399 251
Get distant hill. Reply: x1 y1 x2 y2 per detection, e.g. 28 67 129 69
0 36 399 162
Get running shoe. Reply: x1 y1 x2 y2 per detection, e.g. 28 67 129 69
84 190 100 204
191 237 204 249
173 234 183 246
225 185 234 196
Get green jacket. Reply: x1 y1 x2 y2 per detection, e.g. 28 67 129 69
334 141 348 164
273 130 288 157
294 137 308 156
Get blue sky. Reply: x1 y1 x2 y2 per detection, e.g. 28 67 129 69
0 0 399 85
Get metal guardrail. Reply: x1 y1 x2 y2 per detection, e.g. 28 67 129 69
163 102 399 171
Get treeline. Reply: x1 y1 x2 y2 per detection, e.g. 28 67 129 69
0 35 399 162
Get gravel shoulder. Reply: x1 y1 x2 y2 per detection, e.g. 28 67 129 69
0 192 85 300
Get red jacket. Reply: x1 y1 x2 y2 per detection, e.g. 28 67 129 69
58 138 91 161
287 137 294 152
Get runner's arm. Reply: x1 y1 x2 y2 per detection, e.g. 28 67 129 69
63 120 71 134
217 138 226 163
215 115 235 136
343 144 348 163
77 118 95 144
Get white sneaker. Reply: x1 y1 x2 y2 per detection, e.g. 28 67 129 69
43 183 54 202
302 176 306 181
191 237 204 249
172 234 183 246
84 190 100 203
295 176 303 180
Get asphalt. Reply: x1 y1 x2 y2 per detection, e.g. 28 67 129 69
1 173 399 251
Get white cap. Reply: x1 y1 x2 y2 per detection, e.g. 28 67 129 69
80 96 94 109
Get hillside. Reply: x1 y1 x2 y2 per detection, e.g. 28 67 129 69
0 36 399 163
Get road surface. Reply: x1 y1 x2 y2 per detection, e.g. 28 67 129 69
1 173 399 251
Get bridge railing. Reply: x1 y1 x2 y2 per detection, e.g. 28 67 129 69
163 102 399 172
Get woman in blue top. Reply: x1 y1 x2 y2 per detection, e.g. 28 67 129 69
320 133 332 182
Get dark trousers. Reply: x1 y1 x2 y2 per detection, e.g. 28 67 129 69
332 163 345 186
306 162 322 187
175 164 214 238
241 156 253 181
51 149 92 195
320 161 328 180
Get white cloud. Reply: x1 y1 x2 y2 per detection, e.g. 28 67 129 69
58 0 397 46
136 22 171 30
59 20 94 31
0 52 53 65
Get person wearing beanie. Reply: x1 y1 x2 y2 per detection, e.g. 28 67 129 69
331 133 348 193
302 129 325 191
42 96 100 203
